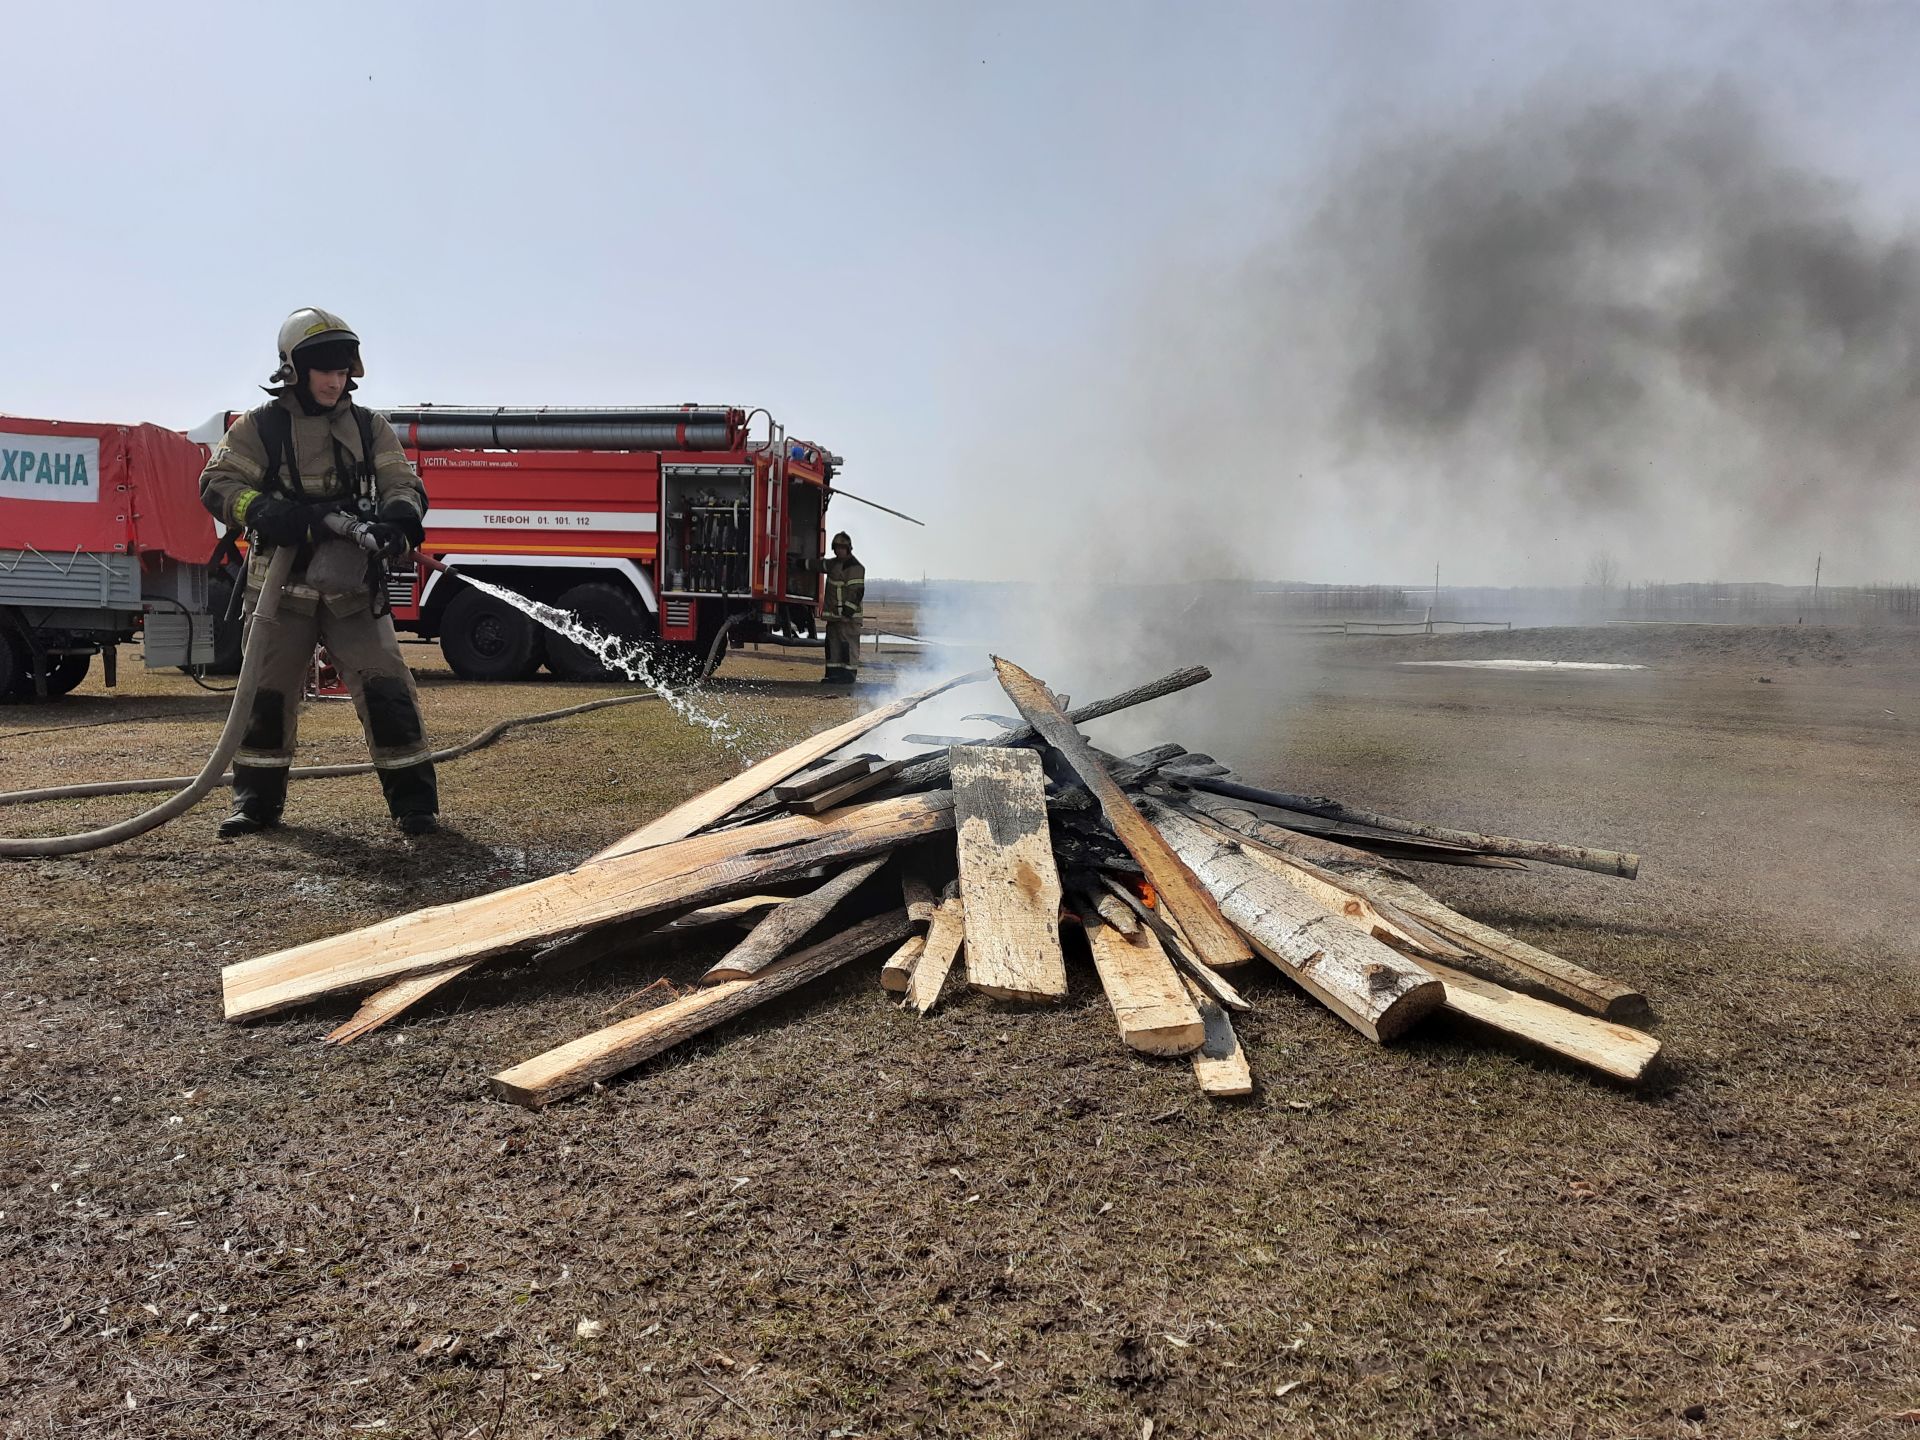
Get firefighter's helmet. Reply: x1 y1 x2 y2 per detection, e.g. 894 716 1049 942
270 307 365 386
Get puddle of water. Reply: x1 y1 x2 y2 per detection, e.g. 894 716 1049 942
456 575 749 753
1399 659 1648 671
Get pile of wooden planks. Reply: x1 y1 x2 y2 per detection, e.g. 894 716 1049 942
221 658 1662 1107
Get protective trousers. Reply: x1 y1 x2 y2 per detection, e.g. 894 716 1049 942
232 594 438 821
825 618 862 672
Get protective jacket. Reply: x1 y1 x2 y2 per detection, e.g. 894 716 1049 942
822 556 865 622
199 394 426 610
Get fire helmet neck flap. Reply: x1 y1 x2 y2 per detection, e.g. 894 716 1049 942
268 308 365 389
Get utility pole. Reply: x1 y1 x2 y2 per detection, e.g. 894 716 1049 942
1813 553 1822 608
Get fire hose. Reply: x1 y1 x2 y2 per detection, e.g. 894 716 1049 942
0 514 659 858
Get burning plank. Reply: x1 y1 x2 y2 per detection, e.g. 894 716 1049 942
950 746 1067 1003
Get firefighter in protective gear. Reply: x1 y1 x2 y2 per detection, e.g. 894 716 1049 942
198 308 440 837
820 531 865 684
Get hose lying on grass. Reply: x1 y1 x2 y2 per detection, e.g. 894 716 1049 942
0 576 662 856
0 692 660 815
0 547 297 859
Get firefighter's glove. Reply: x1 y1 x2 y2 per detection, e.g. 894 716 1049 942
364 521 414 560
378 499 426 550
249 497 326 547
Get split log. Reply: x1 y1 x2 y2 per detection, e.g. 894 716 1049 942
1080 917 1204 1056
1184 776 1641 879
1143 801 1443 1042
1183 794 1645 1017
1180 974 1253 1097
701 856 888 982
950 746 1067 1002
879 933 926 993
1094 874 1251 1012
880 665 1213 796
1186 817 1471 964
491 910 913 1107
223 792 956 1022
1414 958 1661 1082
992 657 1252 973
771 754 878 802
785 757 910 815
905 895 966 1014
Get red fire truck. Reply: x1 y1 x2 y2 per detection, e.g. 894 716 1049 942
196 403 842 682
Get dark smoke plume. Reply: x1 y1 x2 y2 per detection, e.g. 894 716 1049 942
1127 80 1920 582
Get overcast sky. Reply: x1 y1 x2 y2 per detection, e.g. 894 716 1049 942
8 2 1919 585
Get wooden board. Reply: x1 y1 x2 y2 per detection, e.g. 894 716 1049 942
491 910 913 1107
879 932 926 993
1081 918 1204 1055
991 658 1253 972
770 753 879 802
1416 959 1661 1082
1180 974 1253 1097
223 792 955 1022
786 757 911 816
702 856 889 982
950 746 1068 1003
1144 801 1443 1042
905 895 966 1015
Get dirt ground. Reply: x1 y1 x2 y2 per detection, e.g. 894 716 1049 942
1 625 1915 1438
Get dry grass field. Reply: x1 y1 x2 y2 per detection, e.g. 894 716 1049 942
1 624 1915 1438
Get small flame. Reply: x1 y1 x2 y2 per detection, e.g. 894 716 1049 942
1135 880 1158 910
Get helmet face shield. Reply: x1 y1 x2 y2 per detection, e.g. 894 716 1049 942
271 307 365 385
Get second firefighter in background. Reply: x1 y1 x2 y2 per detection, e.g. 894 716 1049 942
198 308 440 837
819 530 865 684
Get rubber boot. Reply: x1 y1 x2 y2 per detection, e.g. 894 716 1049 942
221 765 287 837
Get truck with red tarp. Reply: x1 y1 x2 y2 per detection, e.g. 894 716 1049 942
0 416 219 698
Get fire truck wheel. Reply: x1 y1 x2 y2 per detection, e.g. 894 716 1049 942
440 588 546 682
546 582 651 682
